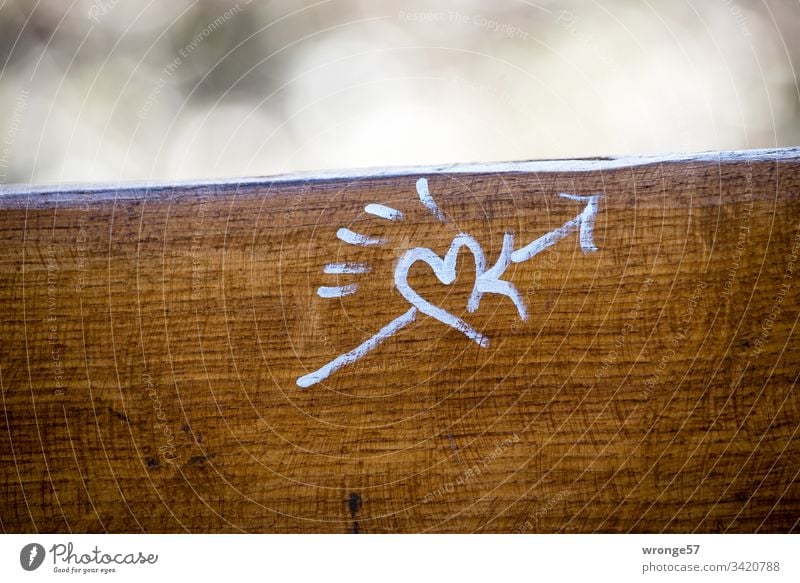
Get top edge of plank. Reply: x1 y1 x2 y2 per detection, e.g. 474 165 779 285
1 146 798 199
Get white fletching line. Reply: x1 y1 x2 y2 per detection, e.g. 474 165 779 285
317 284 358 298
365 203 404 221
323 262 371 274
416 177 447 222
336 227 387 247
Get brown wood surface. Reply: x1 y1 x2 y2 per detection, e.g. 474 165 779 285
1 149 799 533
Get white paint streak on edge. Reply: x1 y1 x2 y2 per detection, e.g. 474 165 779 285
336 227 386 246
416 178 447 222
6 148 797 202
317 284 358 298
296 307 418 388
365 203 404 221
323 262 371 274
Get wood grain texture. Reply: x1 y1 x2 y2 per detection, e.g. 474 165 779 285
1 149 799 533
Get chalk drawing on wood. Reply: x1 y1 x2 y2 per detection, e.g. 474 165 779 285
297 181 603 388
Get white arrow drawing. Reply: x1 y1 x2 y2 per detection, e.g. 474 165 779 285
296 180 602 388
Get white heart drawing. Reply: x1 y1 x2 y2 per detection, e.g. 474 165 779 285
298 189 601 388
394 234 491 347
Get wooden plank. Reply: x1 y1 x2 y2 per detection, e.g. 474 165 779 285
1 148 799 533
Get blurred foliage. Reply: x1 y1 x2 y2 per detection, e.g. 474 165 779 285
0 0 798 184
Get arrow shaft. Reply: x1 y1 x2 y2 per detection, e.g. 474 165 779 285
510 193 601 263
296 307 418 388
510 216 580 263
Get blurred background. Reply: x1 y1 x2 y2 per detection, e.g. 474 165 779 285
0 0 798 186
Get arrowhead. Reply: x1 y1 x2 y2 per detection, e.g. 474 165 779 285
559 193 602 253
